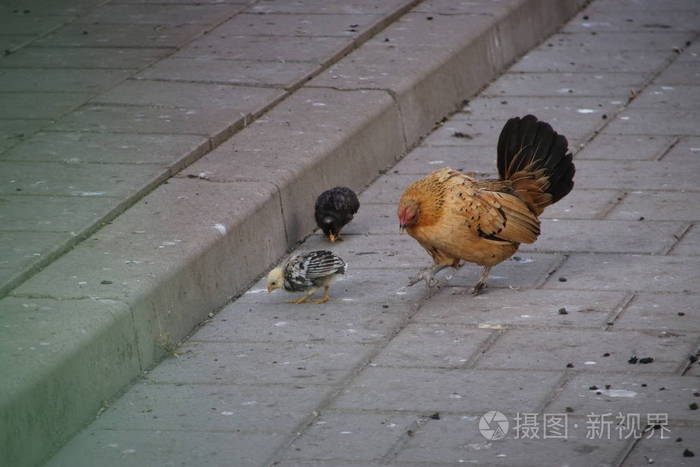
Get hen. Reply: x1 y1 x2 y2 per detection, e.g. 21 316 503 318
315 186 360 242
397 114 575 295
267 250 347 304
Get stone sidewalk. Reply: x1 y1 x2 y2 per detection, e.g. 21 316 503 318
42 0 700 466
1 1 588 466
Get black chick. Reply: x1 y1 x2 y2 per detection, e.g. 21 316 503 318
314 186 360 242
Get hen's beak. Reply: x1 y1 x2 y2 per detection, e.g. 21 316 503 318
399 224 406 234
328 233 337 243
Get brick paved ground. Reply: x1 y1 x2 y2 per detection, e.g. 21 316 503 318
41 0 700 466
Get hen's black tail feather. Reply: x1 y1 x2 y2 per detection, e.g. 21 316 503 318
497 114 575 205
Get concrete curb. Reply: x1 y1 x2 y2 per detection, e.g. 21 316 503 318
0 1 586 466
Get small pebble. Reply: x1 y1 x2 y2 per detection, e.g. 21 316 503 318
639 357 654 364
565 407 574 413
558 307 568 315
690 402 698 410
676 437 683 442
683 449 695 458
558 277 567 282
603 353 610 357
589 385 598 390
628 356 638 364
429 412 440 420
566 363 574 368
678 312 685 316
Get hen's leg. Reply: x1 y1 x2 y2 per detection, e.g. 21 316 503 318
287 288 316 304
408 264 450 288
471 266 492 295
312 285 331 304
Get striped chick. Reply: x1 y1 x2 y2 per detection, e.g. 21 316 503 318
266 250 347 304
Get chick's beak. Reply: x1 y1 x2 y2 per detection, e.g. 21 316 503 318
328 233 337 242
267 285 274 293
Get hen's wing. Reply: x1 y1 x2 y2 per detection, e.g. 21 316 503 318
445 172 541 244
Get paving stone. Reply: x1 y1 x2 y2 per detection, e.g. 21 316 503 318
11 178 288 365
519 219 685 254
371 323 493 368
214 12 382 37
539 189 623 220
136 57 315 88
0 195 117 231
542 31 694 52
510 47 672 74
413 288 624 329
629 84 700 110
0 161 165 197
192 301 411 344
449 253 564 290
78 3 244 25
332 367 562 413
0 0 104 16
575 134 676 160
670 223 699 256
92 382 331 433
0 12 67 36
34 23 207 48
179 87 404 243
563 8 700 33
394 413 628 466
0 92 88 119
0 68 131 93
332 203 398 235
413 0 512 15
421 119 506 147
44 429 285 467
656 60 700 85
664 136 700 161
0 35 33 53
614 293 700 332
0 231 72 270
623 425 700 467
391 146 498 176
545 254 700 293
475 329 697 373
607 192 700 222
0 46 171 69
484 71 648 98
285 411 416 462
457 97 620 141
240 267 425 306
359 174 426 204
0 119 51 152
301 233 432 270
174 32 352 62
547 375 700 424
92 79 283 115
146 340 373 386
604 109 700 136
0 132 209 166
0 297 140 467
50 104 235 137
250 0 410 14
574 159 700 191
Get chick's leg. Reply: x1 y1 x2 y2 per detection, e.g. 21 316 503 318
312 285 331 304
408 264 450 288
287 288 317 304
471 266 492 295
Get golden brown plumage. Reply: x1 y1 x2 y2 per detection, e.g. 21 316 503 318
397 115 575 294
